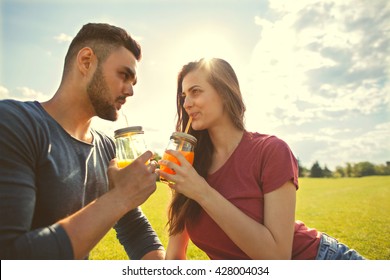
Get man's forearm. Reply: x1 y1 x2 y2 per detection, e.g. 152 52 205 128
58 188 133 259
142 250 165 260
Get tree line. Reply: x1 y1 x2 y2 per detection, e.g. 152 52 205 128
154 152 389 178
298 160 390 178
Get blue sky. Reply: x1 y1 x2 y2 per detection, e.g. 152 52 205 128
1 0 389 170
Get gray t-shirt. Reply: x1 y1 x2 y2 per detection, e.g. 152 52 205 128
0 100 163 259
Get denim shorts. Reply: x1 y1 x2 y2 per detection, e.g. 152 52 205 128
315 233 366 260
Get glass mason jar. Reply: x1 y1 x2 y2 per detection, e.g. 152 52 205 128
160 132 197 183
114 126 147 168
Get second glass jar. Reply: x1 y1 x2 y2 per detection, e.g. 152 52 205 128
160 132 197 183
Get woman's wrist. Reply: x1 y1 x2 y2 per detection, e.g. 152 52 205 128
194 180 216 208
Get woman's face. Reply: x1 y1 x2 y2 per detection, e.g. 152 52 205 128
181 69 226 131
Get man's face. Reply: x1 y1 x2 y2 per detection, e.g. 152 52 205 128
87 46 138 121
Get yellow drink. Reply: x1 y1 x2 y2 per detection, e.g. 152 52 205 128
117 159 150 168
117 159 134 168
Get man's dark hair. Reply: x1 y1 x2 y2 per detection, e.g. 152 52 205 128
63 23 141 75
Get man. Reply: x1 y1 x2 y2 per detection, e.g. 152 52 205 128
0 23 165 259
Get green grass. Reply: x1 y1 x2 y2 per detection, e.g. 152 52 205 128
295 176 390 260
90 176 390 260
89 181 208 260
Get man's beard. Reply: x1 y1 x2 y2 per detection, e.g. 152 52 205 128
87 66 118 121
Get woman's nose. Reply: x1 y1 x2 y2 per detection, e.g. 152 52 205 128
183 96 192 109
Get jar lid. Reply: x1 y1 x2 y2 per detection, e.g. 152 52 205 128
171 132 197 146
114 126 143 138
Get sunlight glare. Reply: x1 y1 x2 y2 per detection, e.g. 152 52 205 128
175 28 238 66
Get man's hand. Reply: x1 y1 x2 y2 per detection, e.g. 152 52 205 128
108 150 157 212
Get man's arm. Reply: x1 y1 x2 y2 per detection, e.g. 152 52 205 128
142 250 165 260
0 101 75 259
115 207 165 260
58 153 158 259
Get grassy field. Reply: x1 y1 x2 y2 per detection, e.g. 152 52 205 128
89 176 390 260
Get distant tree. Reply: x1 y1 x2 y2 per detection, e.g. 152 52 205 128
374 162 390 176
334 166 345 178
297 158 309 177
323 165 333 178
290 160 390 178
345 162 353 177
310 161 323 178
386 162 390 175
153 152 162 181
153 152 162 162
353 161 376 177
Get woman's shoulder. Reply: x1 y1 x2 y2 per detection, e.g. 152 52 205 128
242 131 295 161
244 131 289 147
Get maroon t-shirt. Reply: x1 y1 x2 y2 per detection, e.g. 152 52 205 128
186 131 321 259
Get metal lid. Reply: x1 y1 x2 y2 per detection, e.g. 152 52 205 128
114 126 143 138
170 132 197 146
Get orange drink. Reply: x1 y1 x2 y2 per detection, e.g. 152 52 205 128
160 151 194 175
159 132 197 184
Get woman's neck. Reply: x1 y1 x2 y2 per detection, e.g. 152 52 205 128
208 126 244 174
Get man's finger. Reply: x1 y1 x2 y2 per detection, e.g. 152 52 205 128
135 150 153 164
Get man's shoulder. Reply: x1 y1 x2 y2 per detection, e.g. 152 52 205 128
0 100 49 137
0 99 35 107
0 99 43 119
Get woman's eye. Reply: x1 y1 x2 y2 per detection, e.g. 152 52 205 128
192 88 201 95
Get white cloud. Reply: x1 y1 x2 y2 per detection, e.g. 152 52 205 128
54 33 73 43
245 0 390 168
284 121 390 169
0 85 50 103
0 86 10 99
15 87 50 102
309 122 390 169
247 0 389 123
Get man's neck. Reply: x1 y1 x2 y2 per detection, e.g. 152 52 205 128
41 92 94 143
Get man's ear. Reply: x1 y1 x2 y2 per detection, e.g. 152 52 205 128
77 47 96 76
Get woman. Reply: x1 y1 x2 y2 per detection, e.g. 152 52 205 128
158 58 365 260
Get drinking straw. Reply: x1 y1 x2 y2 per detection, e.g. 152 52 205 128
178 117 192 151
184 117 192 133
122 110 129 127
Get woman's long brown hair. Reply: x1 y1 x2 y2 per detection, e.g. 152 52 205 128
167 58 246 236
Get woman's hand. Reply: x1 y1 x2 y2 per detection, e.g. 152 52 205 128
157 150 209 202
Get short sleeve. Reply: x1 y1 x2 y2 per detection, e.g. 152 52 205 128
260 137 299 194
